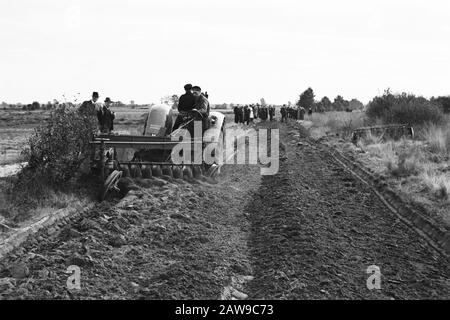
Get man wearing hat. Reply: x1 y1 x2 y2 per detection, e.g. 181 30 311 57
79 91 100 116
177 84 196 112
173 83 196 131
192 86 209 116
97 97 115 133
192 85 210 130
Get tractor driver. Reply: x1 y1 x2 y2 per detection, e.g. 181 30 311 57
192 85 210 131
173 83 196 131
192 86 210 117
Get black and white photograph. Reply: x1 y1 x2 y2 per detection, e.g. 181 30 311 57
0 0 449 311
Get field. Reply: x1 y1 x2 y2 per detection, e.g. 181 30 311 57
1 119 449 299
0 106 235 221
0 107 149 225
306 111 367 139
0 110 49 165
0 107 150 167
304 111 450 225
1 107 449 300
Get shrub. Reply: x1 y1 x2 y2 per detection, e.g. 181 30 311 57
431 96 450 114
420 170 450 201
421 123 450 155
386 146 423 177
366 90 444 126
21 105 97 186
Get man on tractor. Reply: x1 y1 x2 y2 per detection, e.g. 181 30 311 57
172 84 210 136
173 83 196 131
192 85 210 131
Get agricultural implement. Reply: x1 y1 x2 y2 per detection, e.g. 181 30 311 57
351 124 414 144
90 104 225 200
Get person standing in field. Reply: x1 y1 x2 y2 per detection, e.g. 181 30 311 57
244 105 250 125
269 105 275 121
299 106 306 120
237 105 244 124
259 105 268 121
252 104 258 119
97 97 115 134
233 105 239 124
79 91 100 116
281 105 287 122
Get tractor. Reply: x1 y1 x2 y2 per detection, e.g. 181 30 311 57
90 104 225 200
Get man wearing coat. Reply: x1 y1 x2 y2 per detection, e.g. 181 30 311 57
192 86 210 132
79 91 99 116
97 97 115 134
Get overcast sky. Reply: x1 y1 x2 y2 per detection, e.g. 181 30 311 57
1 0 449 105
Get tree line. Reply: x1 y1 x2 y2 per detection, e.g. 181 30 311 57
296 87 450 115
296 87 364 113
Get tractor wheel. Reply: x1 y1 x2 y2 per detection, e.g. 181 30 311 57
172 166 183 179
142 165 152 179
131 165 142 178
152 165 162 177
183 166 193 180
100 170 122 201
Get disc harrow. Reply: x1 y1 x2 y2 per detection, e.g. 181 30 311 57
117 162 209 181
90 104 225 201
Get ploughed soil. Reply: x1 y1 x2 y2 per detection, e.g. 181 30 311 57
0 155 261 299
0 120 449 299
246 122 449 299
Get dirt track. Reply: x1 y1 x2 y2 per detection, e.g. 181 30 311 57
0 120 449 299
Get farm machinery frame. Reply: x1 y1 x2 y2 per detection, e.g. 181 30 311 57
89 104 225 200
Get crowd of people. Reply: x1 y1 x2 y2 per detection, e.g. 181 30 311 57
233 104 314 125
233 104 276 125
280 105 313 122
78 88 315 134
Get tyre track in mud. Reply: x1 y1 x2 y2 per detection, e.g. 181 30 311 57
245 121 449 299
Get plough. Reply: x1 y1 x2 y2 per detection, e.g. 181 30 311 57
90 104 225 200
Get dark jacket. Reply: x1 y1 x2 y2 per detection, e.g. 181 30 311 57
194 95 210 130
97 106 115 133
178 92 196 112
79 100 97 116
194 94 210 117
